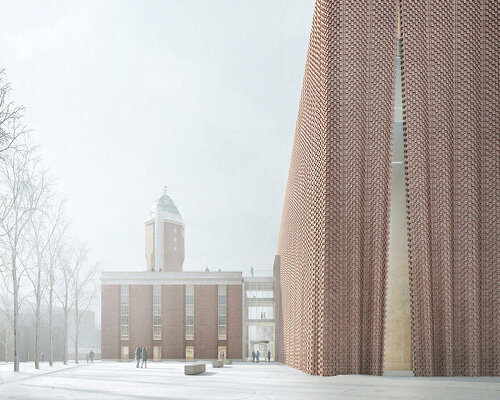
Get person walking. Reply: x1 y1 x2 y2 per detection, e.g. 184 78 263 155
89 349 95 363
256 350 260 363
267 351 271 362
135 347 142 368
141 347 148 368
251 350 256 363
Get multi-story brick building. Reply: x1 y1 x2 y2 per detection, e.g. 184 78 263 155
101 189 275 361
276 1 498 378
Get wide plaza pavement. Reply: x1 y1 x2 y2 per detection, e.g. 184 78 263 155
0 361 498 399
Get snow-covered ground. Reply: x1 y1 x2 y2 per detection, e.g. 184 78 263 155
0 362 77 386
0 361 498 399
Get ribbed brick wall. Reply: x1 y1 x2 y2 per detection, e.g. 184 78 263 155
401 0 499 377
129 285 152 358
278 0 397 376
162 285 184 359
193 285 217 359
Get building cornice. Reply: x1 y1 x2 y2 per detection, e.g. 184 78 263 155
243 277 274 283
101 271 243 286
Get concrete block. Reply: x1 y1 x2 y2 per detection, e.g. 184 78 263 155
184 363 206 375
212 360 224 368
224 360 232 365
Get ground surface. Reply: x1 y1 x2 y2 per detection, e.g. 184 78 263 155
0 361 499 399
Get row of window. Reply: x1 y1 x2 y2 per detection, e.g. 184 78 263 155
120 286 129 340
185 285 194 340
186 345 227 361
218 285 227 340
121 345 227 362
121 345 161 361
119 284 230 342
153 285 162 340
171 226 180 252
247 306 274 320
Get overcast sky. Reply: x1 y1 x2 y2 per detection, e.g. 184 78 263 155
0 0 314 277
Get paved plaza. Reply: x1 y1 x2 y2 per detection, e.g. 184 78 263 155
0 361 498 399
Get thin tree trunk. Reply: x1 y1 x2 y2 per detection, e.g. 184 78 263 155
49 282 53 366
63 310 68 365
13 296 19 371
74 303 79 364
13 253 19 372
34 262 41 369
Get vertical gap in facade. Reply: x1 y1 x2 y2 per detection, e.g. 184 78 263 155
399 0 415 375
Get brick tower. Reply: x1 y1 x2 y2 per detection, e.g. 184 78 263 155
145 187 185 272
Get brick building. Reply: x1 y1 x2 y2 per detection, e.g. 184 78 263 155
101 271 243 361
276 0 498 378
101 189 275 361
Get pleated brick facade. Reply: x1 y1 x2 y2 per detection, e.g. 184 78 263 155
277 0 397 376
401 0 499 376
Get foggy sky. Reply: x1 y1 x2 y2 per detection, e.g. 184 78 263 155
0 0 314 277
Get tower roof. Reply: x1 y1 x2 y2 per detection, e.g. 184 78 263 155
148 186 183 225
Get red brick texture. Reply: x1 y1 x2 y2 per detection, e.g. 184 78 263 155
101 285 120 359
401 0 499 377
163 223 184 272
145 221 184 272
278 0 397 376
129 285 152 359
193 285 217 359
101 283 243 361
227 285 242 359
162 285 185 359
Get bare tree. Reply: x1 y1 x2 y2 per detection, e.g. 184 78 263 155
26 196 64 369
0 69 27 157
0 331 7 361
46 217 67 367
70 245 98 364
0 144 48 372
55 243 75 365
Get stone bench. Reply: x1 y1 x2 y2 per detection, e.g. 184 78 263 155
184 362 206 375
212 360 224 368
224 360 232 365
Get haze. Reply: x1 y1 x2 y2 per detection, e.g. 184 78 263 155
0 0 314 276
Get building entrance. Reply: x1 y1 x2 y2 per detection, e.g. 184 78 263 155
153 346 161 361
218 346 226 361
185 346 194 362
251 341 268 361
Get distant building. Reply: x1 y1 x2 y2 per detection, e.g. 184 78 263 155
242 278 275 361
101 189 275 361
145 186 185 272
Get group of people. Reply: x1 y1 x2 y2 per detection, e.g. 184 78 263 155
86 350 95 363
135 347 148 368
251 350 271 363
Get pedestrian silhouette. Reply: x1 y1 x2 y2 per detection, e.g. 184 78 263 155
135 347 142 368
141 347 148 368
